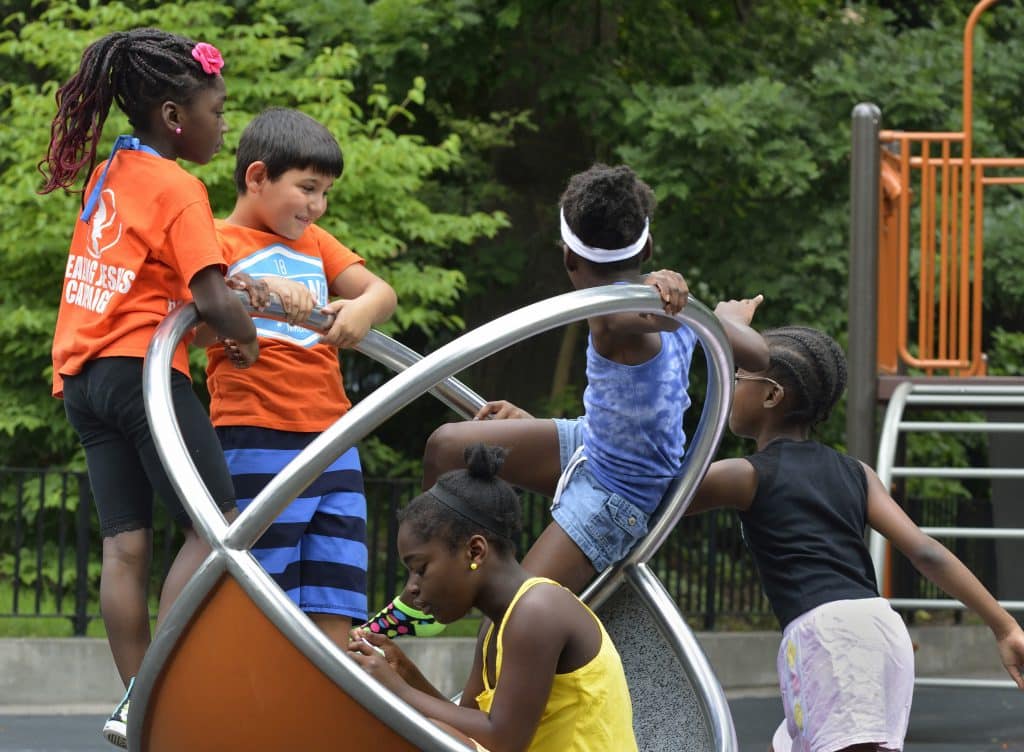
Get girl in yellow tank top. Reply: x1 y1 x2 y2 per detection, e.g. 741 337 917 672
349 444 637 752
475 576 635 751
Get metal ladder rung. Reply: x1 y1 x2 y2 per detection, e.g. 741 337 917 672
899 421 1024 433
891 466 1024 479
920 526 1024 539
904 385 1024 395
906 394 1024 406
915 677 1019 689
889 598 1024 611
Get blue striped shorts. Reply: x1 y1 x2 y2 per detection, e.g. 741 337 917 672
216 426 368 621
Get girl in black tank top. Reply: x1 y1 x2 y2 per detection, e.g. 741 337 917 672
685 326 1024 751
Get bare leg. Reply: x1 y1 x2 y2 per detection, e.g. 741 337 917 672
521 522 597 594
310 613 353 649
368 417 567 633
100 529 153 685
155 528 212 627
156 508 235 628
422 418 562 494
425 417 601 592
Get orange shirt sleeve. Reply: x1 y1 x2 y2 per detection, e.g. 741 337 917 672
164 199 227 286
317 226 365 287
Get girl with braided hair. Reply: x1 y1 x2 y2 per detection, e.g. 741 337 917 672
688 326 1024 752
348 444 638 752
43 28 263 747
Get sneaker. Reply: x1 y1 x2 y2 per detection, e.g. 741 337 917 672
362 595 446 639
102 677 133 748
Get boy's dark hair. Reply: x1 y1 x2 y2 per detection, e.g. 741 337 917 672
398 444 522 557
234 107 343 193
559 163 656 272
41 28 220 194
763 326 847 427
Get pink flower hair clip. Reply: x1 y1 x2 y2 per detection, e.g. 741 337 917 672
191 43 224 76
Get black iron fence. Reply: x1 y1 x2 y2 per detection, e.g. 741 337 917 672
1 466 1000 635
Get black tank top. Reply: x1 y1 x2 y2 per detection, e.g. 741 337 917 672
739 439 879 629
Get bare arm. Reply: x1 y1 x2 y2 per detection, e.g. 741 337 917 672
263 277 316 325
350 629 451 701
590 269 688 362
321 264 397 348
686 457 759 515
864 463 1024 688
473 401 535 421
189 266 259 366
193 273 287 346
714 295 769 372
348 592 568 752
591 269 689 338
192 323 218 348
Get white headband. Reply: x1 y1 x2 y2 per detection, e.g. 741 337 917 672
559 207 650 264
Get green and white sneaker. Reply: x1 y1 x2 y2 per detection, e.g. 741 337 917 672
102 676 133 748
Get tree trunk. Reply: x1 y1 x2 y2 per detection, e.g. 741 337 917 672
550 322 583 406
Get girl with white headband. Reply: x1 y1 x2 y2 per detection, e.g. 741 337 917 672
364 163 768 637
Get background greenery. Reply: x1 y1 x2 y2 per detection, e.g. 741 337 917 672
1 0 1022 627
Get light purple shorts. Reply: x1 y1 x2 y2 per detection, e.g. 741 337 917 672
772 597 915 752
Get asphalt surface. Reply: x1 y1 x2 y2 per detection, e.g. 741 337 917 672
0 687 1021 751
730 687 1024 751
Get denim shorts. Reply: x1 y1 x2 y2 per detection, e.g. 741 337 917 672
550 418 650 572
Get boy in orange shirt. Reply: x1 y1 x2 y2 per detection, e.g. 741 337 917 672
205 108 396 646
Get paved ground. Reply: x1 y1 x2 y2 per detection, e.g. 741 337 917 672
731 687 1024 751
0 687 1021 751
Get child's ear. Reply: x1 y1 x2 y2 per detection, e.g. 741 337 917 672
467 534 488 567
160 100 182 135
244 161 269 193
764 384 785 409
563 246 578 272
641 237 653 262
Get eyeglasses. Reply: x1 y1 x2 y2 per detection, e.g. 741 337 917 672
734 373 783 390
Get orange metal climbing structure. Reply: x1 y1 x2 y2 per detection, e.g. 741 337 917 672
876 0 1024 376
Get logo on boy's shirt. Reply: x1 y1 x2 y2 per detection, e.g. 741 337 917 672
230 244 329 348
87 189 123 259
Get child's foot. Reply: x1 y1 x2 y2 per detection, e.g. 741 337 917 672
362 596 445 638
102 676 133 748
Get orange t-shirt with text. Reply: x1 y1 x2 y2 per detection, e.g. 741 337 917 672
51 151 226 397
206 222 364 433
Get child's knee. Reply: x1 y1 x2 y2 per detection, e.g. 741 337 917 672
102 528 151 567
423 422 469 482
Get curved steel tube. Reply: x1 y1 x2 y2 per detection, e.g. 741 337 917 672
141 283 735 750
221 285 730 552
625 562 738 751
869 381 912 586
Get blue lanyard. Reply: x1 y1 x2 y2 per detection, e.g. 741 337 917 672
80 135 163 222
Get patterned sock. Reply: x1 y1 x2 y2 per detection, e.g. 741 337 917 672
362 595 445 638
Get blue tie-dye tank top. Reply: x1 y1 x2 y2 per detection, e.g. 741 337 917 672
581 325 698 514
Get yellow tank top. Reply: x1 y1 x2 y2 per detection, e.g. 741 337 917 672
474 577 637 752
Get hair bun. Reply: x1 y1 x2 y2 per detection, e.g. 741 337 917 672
463 443 506 480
